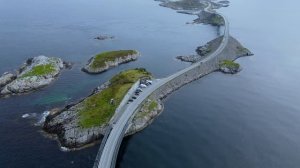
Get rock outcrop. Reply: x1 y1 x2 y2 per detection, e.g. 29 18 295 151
43 82 110 149
94 35 114 40
0 56 69 97
194 11 225 26
176 55 199 63
219 60 241 74
126 99 163 136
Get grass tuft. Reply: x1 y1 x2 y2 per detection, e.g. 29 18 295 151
220 60 240 69
21 64 56 77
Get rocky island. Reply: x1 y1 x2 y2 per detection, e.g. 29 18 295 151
94 35 114 40
0 56 69 97
219 60 241 74
82 50 139 74
44 68 162 149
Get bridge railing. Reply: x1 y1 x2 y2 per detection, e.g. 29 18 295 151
93 125 113 168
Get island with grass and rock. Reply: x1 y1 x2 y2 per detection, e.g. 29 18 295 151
43 68 162 149
0 56 70 97
82 50 140 74
219 60 241 74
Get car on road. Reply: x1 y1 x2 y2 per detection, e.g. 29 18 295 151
146 80 153 84
139 84 147 88
136 88 143 92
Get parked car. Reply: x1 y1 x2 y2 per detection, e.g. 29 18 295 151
136 88 143 92
132 96 137 99
127 99 134 104
135 92 139 96
139 84 147 88
146 80 153 84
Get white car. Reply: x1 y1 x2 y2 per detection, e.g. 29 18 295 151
139 84 147 88
146 80 153 84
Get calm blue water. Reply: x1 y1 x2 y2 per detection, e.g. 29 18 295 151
1 0 300 167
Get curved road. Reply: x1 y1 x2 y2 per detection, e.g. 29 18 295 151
96 2 229 168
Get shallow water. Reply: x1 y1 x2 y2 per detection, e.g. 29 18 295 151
1 0 300 167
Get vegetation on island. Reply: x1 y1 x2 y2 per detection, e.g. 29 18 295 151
78 68 151 128
210 14 225 26
90 50 138 69
21 64 56 77
220 60 240 70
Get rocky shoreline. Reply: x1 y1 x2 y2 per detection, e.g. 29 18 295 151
0 56 70 97
82 52 140 74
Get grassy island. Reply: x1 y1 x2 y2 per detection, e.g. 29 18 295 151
220 60 240 69
79 68 151 128
22 64 56 77
90 50 138 69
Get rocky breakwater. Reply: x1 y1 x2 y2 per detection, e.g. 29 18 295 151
82 50 139 74
43 68 162 149
0 56 69 97
219 60 241 74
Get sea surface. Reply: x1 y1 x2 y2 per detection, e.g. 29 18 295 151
0 0 300 167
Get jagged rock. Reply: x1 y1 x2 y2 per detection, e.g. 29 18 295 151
196 44 211 56
94 35 114 40
194 11 225 26
176 55 200 63
220 66 240 74
0 72 16 88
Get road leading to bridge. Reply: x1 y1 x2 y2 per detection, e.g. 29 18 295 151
95 2 229 168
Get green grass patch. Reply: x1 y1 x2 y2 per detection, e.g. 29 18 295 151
220 60 240 69
22 64 56 77
78 68 151 128
148 100 158 112
90 50 138 69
